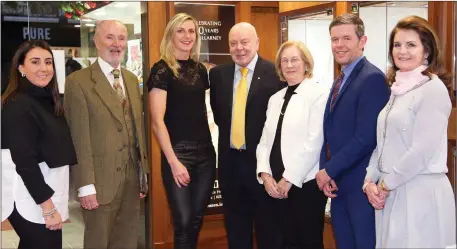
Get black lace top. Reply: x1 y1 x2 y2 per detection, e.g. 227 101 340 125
147 59 212 144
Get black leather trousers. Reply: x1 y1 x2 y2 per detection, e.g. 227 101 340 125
161 140 216 249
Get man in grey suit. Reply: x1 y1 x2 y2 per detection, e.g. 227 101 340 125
64 20 149 249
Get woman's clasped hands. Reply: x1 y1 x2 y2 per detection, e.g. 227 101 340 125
261 173 292 199
364 182 390 210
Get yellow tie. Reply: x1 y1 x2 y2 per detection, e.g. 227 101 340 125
232 67 249 149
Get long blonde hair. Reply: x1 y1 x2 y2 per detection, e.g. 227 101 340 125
160 13 201 78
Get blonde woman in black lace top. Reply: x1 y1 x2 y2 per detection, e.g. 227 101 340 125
147 13 216 249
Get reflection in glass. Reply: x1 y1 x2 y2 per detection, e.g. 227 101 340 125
360 1 428 73
287 11 334 88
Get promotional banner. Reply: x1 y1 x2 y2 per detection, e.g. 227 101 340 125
174 2 235 215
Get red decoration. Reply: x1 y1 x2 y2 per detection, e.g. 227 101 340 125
87 2 96 9
60 1 107 19
64 11 72 19
75 9 85 16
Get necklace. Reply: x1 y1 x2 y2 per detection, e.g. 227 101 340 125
376 78 431 173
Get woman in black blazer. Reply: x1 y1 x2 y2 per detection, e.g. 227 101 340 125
1 40 77 249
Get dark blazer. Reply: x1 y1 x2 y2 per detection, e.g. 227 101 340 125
319 57 390 194
209 57 285 190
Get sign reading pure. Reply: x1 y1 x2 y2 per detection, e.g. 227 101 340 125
23 27 51 40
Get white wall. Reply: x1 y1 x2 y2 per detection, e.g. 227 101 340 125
287 7 428 85
288 19 334 88
360 6 428 73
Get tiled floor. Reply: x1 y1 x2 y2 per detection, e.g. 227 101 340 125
2 200 147 249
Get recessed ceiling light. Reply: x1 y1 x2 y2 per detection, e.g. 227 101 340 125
85 23 95 27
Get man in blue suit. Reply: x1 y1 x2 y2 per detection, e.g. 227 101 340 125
315 14 390 249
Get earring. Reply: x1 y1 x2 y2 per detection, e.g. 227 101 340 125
423 57 429 66
21 72 25 77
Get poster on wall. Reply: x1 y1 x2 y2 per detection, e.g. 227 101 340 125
127 39 143 87
51 50 66 94
174 2 235 215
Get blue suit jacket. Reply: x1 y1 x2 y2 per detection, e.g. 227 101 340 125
319 57 390 194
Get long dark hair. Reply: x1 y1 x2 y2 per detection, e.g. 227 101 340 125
387 15 449 85
2 40 63 116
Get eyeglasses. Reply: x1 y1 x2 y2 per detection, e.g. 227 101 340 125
281 57 302 66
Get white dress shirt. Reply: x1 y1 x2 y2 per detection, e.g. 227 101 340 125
256 78 330 187
98 56 126 95
77 57 125 198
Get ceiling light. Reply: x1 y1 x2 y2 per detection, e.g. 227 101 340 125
388 3 396 6
85 23 95 27
114 2 128 8
94 11 106 16
74 24 81 27
81 19 92 22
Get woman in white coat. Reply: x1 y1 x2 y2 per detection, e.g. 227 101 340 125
256 40 330 249
363 15 456 248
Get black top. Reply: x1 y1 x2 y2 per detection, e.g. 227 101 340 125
270 83 300 182
147 59 212 144
1 78 77 204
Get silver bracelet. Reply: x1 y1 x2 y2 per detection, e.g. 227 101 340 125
42 207 57 217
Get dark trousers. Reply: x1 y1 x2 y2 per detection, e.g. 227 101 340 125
273 179 327 249
331 190 376 249
221 149 281 249
8 205 62 249
162 140 216 249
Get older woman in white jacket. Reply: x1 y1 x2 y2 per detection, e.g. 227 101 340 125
364 16 455 248
256 40 330 249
